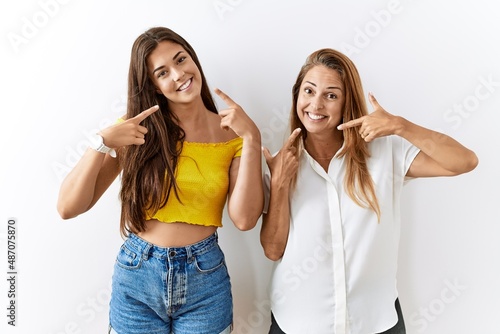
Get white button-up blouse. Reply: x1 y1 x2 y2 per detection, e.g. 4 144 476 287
265 135 420 334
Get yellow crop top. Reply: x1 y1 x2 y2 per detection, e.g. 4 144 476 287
146 137 243 227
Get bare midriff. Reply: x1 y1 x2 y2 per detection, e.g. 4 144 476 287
137 219 218 247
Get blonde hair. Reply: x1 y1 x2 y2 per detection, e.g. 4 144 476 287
289 48 380 219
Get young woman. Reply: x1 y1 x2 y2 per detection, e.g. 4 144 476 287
57 27 263 334
260 48 478 334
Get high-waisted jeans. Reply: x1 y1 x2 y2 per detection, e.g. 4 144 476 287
108 232 232 334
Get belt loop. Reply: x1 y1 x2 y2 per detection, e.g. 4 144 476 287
186 245 193 264
142 243 152 260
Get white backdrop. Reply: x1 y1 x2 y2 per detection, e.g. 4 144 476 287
1 0 499 333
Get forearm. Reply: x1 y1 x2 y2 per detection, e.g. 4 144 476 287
260 178 291 261
396 117 478 174
57 149 111 219
227 134 264 230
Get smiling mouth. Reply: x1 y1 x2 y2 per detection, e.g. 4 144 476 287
177 78 192 91
306 112 327 120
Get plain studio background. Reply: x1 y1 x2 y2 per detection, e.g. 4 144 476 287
1 0 498 333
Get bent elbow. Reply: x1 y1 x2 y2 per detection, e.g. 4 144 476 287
261 239 285 261
263 248 283 261
233 218 258 231
454 151 479 175
57 208 74 220
57 203 78 220
230 210 262 231
467 152 479 172
58 210 74 220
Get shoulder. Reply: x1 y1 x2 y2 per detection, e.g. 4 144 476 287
207 112 239 142
367 136 409 154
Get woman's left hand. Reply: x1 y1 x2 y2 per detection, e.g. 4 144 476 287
215 88 260 139
337 93 402 142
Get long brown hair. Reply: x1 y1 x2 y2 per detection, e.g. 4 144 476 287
119 27 217 237
290 48 381 219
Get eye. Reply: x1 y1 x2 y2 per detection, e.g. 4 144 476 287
326 93 337 99
157 70 168 78
177 56 187 64
304 88 313 95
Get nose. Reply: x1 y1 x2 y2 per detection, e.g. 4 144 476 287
310 96 324 111
171 68 185 82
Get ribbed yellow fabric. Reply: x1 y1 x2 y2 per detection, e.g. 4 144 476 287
147 137 243 227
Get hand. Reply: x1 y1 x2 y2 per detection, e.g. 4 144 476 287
99 105 159 148
337 93 400 142
215 88 259 139
262 128 302 186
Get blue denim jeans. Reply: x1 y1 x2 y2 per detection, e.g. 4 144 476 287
108 232 233 334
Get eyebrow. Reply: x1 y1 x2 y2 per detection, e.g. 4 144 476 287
305 81 342 91
152 51 185 76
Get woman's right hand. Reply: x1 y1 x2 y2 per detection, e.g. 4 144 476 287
57 105 159 219
260 128 301 261
262 128 302 186
99 105 159 149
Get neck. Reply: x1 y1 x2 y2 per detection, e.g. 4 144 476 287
304 132 343 161
170 97 211 127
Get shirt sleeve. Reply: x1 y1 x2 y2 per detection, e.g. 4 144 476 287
233 137 243 158
398 136 421 183
262 149 280 214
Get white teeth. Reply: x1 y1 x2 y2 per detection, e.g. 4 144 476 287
178 79 192 91
307 112 326 120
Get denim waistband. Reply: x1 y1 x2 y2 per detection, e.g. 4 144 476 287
125 232 219 260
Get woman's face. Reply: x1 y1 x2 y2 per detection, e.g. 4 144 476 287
296 65 345 136
147 40 202 107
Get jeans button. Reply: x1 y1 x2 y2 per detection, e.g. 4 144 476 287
169 251 176 257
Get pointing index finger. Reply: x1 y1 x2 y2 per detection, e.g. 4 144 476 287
337 117 364 130
214 88 236 106
368 91 380 110
286 128 302 148
133 105 159 123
